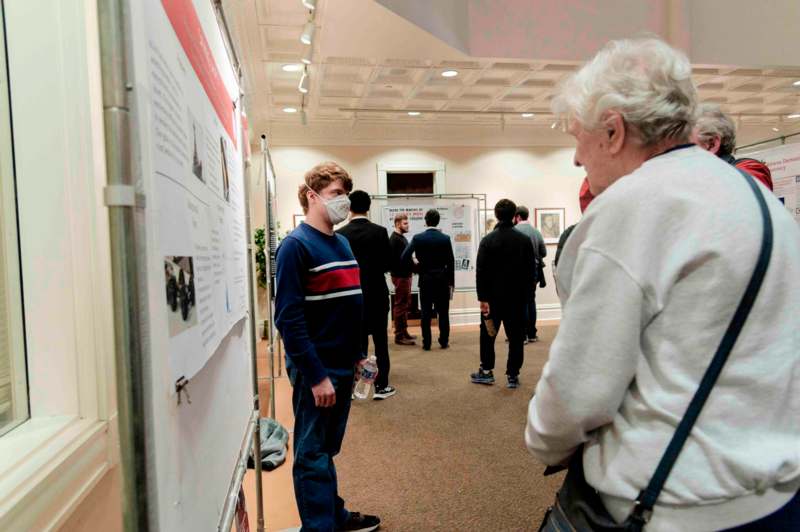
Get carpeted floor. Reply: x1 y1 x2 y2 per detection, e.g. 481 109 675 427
334 324 565 531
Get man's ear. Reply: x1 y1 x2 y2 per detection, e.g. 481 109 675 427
604 111 626 155
708 136 722 155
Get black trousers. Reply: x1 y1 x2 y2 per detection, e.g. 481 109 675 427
480 302 525 376
419 282 450 348
362 296 390 389
525 286 538 340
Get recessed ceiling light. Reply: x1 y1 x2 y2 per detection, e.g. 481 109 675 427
283 107 297 113
282 64 303 72
521 113 534 118
772 127 780 132
441 70 458 78
793 80 800 86
407 111 421 116
787 113 800 119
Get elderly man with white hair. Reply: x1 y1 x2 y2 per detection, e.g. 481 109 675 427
526 38 800 531
691 103 774 190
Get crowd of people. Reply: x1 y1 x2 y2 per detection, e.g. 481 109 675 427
274 36 798 532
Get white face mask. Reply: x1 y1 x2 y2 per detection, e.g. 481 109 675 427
322 195 350 225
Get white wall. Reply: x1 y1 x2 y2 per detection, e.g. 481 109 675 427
268 145 585 320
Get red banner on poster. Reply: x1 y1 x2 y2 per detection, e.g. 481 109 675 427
161 0 236 147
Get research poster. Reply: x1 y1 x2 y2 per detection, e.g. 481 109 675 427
381 204 478 289
138 0 248 383
746 143 800 224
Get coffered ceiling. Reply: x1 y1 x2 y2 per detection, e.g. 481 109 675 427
223 0 800 146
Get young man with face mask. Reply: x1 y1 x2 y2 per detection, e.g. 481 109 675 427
275 162 381 532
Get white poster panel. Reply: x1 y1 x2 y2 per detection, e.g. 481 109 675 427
137 0 248 383
381 204 477 289
745 143 800 224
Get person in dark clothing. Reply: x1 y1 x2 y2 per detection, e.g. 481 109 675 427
512 205 547 343
471 199 536 389
336 190 396 400
400 209 454 351
389 213 415 345
274 162 381 532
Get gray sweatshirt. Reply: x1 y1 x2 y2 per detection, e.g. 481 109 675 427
526 146 800 531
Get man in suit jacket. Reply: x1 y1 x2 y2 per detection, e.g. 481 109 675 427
472 199 535 389
336 191 396 399
400 209 455 351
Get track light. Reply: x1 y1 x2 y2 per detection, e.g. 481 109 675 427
298 69 309 94
407 111 421 116
283 107 297 113
300 21 315 45
550 121 558 129
787 113 800 119
521 113 534 118
441 70 458 78
302 0 317 10
282 63 303 72
300 108 308 125
301 47 313 65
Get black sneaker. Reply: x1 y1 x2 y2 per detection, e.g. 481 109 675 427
373 386 396 400
528 336 539 343
422 344 431 351
338 511 380 532
507 375 519 389
470 368 495 385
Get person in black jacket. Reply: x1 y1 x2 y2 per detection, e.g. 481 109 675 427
471 199 535 389
336 191 396 400
400 209 454 351
389 213 415 345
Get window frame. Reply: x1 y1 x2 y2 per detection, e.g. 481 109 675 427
0 1 119 529
0 0 28 438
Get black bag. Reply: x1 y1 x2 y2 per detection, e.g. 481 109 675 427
538 169 774 531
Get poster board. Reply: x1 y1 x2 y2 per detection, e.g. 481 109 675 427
128 0 254 529
743 143 800 224
371 196 483 290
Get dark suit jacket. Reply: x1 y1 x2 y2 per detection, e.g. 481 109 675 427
476 221 535 306
336 218 391 308
400 227 455 289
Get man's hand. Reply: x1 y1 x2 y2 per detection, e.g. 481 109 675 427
311 377 336 408
479 301 490 317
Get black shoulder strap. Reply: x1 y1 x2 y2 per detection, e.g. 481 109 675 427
631 169 774 523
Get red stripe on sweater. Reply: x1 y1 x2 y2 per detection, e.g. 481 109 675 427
306 267 361 294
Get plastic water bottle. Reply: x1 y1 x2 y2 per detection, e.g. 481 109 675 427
483 314 498 337
353 355 378 399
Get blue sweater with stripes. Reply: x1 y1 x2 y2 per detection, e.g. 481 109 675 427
275 222 364 385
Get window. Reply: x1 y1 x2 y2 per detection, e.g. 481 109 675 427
0 1 27 437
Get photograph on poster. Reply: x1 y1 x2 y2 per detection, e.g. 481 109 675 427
535 208 566 243
479 208 496 233
189 112 204 182
293 214 306 227
165 256 198 337
220 136 230 202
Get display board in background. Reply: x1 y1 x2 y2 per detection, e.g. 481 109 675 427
745 143 800 224
376 199 480 290
128 0 254 529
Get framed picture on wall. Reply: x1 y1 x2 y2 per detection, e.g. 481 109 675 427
479 208 496 235
535 208 565 244
293 214 306 228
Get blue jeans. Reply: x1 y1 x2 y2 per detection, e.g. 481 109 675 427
290 366 354 532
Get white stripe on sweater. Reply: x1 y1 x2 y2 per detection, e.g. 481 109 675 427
308 260 358 273
304 288 362 301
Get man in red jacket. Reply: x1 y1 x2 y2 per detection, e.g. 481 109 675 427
691 103 774 190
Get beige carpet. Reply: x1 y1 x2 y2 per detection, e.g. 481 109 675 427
333 324 565 531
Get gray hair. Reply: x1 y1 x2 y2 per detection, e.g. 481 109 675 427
694 103 736 156
552 37 697 146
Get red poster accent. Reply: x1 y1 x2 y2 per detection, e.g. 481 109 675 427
161 0 236 147
241 112 250 159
